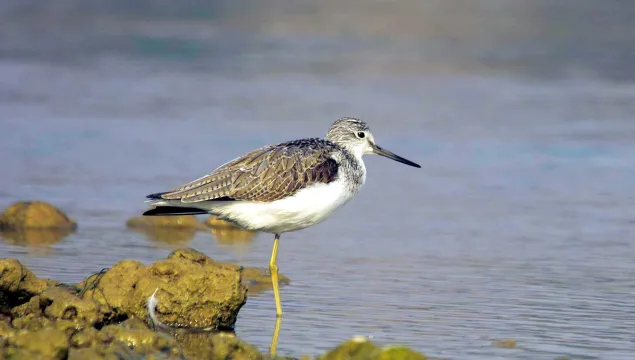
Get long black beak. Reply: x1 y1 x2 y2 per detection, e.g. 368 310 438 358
371 143 421 168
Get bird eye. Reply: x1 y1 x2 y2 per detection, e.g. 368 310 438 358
356 132 366 139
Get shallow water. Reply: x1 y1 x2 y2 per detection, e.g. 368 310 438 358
2 1 635 359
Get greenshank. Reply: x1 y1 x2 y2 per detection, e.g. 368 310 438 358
143 117 421 317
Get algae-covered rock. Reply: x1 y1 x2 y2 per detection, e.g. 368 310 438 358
66 319 183 359
378 346 427 360
320 337 382 360
0 258 59 312
0 201 77 230
79 248 247 329
5 327 69 359
101 319 182 357
10 287 111 334
172 329 262 360
320 338 426 360
0 316 15 338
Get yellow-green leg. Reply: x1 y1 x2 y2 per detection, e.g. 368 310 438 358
269 233 283 317
269 313 282 357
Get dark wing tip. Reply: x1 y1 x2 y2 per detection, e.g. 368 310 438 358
143 206 208 216
146 192 167 200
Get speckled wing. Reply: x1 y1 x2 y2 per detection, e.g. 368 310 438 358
154 139 340 203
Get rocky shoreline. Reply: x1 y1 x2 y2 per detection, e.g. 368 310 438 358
0 201 426 359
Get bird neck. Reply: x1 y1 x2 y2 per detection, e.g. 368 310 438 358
337 145 367 190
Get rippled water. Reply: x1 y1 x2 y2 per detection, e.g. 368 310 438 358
2 1 635 359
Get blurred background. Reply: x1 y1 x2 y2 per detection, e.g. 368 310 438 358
1 1 634 359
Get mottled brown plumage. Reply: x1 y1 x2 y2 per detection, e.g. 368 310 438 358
155 139 340 203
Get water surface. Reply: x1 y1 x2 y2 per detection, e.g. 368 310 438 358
1 1 635 359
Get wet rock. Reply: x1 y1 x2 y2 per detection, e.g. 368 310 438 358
66 319 183 359
377 346 427 360
4 327 69 359
0 316 14 338
171 329 262 360
78 248 247 329
319 337 382 359
101 319 182 357
0 201 77 230
0 258 59 312
319 337 426 360
492 338 516 349
10 287 111 334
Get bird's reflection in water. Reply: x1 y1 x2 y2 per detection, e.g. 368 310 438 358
0 229 74 254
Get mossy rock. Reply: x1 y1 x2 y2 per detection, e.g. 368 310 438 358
172 329 262 360
0 201 77 230
0 258 60 312
4 327 69 359
10 287 111 333
78 248 247 329
320 338 426 360
378 346 427 360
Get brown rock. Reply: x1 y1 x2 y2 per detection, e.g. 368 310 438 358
0 201 77 230
79 248 247 329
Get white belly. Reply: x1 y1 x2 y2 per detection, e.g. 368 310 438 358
216 179 356 233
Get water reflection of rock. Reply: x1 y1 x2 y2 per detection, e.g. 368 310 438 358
0 228 73 247
206 216 257 251
0 201 77 250
125 215 205 247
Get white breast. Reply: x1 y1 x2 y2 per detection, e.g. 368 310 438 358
217 177 357 233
